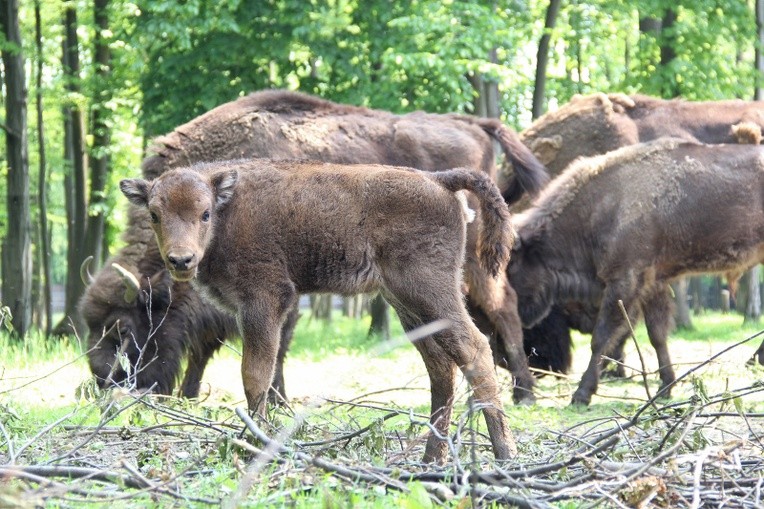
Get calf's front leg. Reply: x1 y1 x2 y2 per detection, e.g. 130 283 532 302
239 289 296 415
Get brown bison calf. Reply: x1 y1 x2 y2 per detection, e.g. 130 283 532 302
509 139 764 406
121 159 516 463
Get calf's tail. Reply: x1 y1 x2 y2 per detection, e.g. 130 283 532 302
431 169 514 278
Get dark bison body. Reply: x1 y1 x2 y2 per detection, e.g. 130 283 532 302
510 139 764 405
82 90 547 401
121 160 517 463
513 93 764 377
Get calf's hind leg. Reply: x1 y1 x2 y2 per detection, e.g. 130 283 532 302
385 287 516 462
407 332 457 464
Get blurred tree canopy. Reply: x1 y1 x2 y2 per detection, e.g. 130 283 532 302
0 0 761 333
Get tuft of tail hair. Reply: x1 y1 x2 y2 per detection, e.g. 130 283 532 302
477 119 550 205
431 168 514 278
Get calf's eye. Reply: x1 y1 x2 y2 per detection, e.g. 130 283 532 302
150 212 159 224
201 210 210 222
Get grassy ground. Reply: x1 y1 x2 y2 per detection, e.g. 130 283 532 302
1 310 764 507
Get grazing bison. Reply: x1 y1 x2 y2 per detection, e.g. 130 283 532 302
80 238 297 399
509 138 764 406
83 89 548 403
515 93 764 376
121 160 517 463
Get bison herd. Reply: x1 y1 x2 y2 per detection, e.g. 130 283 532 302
80 90 764 462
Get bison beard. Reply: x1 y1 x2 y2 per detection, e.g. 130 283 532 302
510 138 764 406
120 160 518 464
82 89 548 404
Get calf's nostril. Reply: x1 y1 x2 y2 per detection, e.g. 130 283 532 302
168 253 194 270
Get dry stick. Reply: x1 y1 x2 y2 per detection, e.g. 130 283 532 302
0 346 98 396
13 408 81 463
0 465 150 489
236 409 550 509
0 469 104 499
617 299 654 403
295 411 401 447
0 418 15 464
631 328 764 423
587 410 699 509
45 386 156 464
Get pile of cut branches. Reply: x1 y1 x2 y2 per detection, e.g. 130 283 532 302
2 333 764 508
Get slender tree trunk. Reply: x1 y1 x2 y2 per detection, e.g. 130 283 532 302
34 0 52 336
54 5 88 336
1 0 33 337
659 8 678 98
84 0 111 269
672 279 694 331
367 294 390 341
756 0 764 101
744 266 761 324
531 0 562 119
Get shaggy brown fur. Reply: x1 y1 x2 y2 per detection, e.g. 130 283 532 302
510 139 764 405
121 160 517 464
516 93 764 377
85 89 548 403
522 93 764 175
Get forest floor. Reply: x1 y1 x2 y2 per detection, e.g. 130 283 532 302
1 311 764 508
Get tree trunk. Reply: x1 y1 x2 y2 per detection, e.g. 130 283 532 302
659 8 678 98
689 276 703 314
756 0 764 101
54 5 88 336
1 0 33 337
83 0 111 269
310 294 332 321
531 0 562 119
744 266 761 324
34 0 52 336
367 294 390 341
672 279 694 330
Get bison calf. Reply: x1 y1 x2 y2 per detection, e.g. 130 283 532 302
121 159 516 463
510 139 764 406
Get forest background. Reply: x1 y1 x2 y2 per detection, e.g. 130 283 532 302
1 0 762 338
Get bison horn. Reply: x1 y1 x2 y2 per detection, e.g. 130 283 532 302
80 256 95 285
112 262 141 304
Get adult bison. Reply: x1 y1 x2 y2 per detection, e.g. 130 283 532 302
509 138 764 406
512 93 764 377
521 92 764 176
121 160 517 463
83 89 548 402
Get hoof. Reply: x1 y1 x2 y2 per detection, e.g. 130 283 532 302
570 389 592 407
514 394 536 406
601 367 627 380
655 384 673 400
512 387 536 405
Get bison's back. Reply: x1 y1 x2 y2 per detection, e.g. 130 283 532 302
529 140 764 280
143 90 498 180
206 160 467 295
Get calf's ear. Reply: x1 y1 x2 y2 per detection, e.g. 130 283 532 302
211 169 238 209
120 179 151 207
